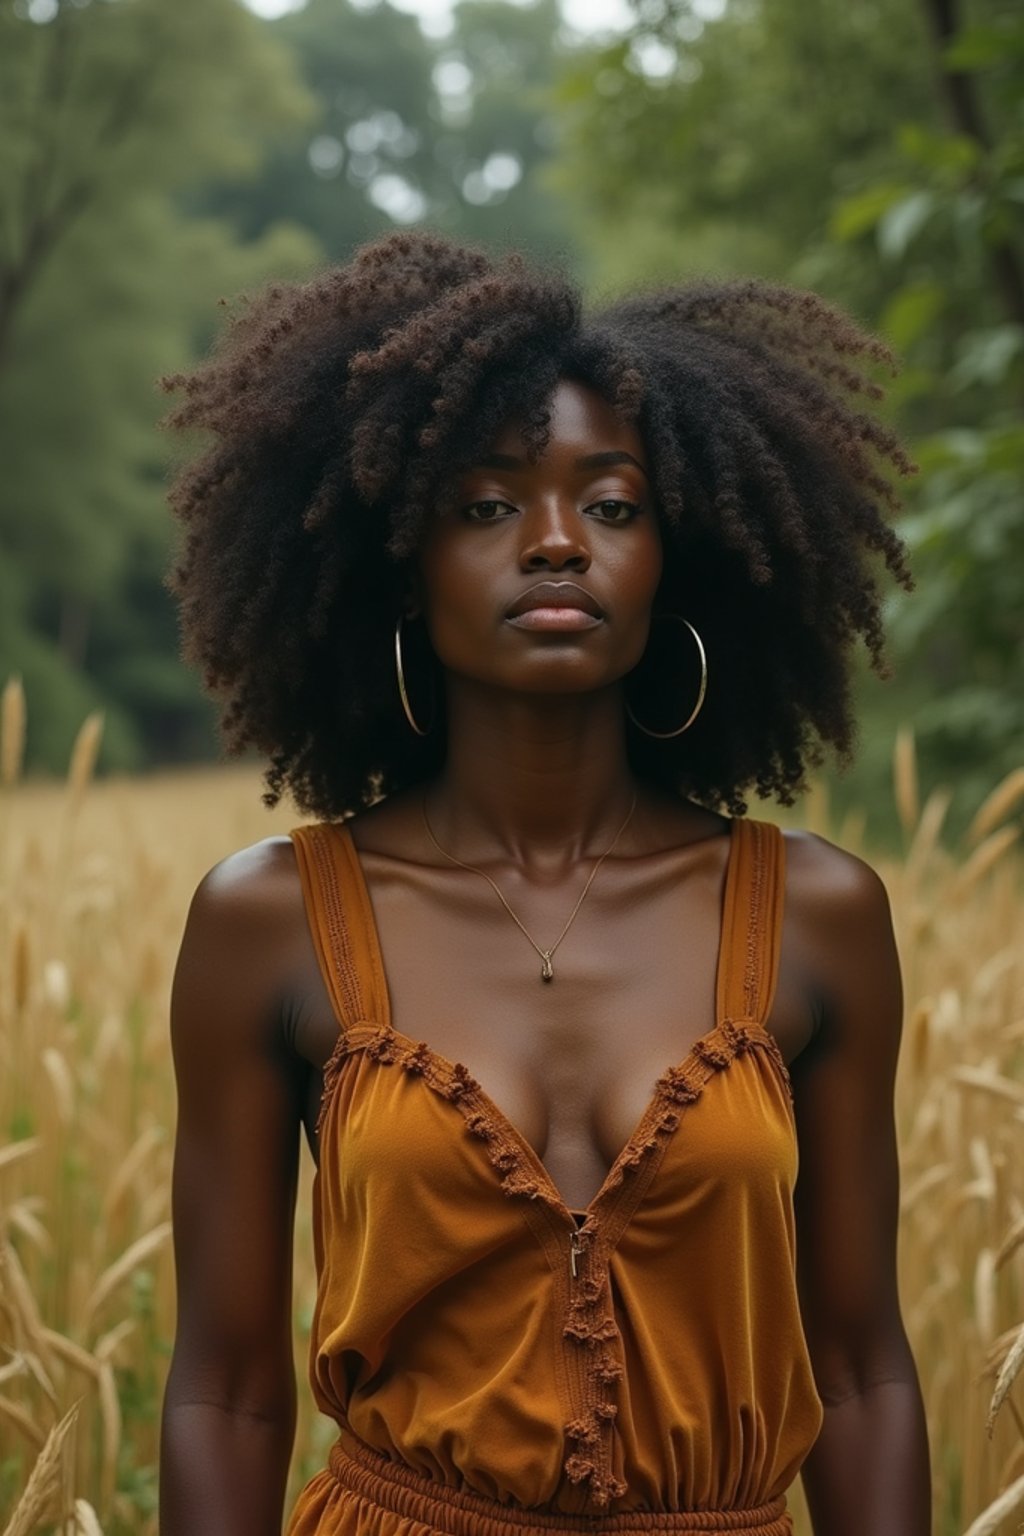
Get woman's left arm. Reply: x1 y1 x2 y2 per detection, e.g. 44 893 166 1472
785 833 931 1536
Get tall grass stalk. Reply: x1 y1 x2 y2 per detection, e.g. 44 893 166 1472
0 725 1021 1534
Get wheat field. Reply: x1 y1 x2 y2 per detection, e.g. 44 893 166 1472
0 684 1022 1536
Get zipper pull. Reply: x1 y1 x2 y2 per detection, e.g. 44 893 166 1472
569 1230 582 1279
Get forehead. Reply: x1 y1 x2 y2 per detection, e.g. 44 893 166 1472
486 378 647 462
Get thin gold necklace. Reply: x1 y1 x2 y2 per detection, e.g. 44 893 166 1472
421 789 638 983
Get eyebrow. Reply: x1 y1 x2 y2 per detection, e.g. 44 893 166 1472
475 450 649 478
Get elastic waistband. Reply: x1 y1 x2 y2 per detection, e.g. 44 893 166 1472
327 1438 792 1535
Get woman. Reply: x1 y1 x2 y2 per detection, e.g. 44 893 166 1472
158 231 931 1535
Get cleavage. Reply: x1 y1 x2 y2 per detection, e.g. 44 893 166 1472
352 843 730 1201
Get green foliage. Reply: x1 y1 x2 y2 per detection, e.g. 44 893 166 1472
1 0 582 774
4 0 1020 836
556 0 1024 841
202 0 440 251
441 0 577 258
0 0 318 773
205 0 577 264
556 0 941 295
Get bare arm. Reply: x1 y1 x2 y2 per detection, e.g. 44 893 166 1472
160 842 306 1536
787 834 931 1536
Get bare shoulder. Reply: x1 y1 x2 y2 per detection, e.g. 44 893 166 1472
778 827 902 1063
780 826 893 935
190 833 300 921
180 832 313 964
172 835 308 1055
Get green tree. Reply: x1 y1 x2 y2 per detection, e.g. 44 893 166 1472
556 0 943 297
0 0 318 771
832 6 1024 818
437 0 577 259
202 0 440 253
203 0 577 264
554 0 1024 834
1 0 587 775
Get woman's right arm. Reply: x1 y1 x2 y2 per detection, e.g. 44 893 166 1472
159 842 306 1536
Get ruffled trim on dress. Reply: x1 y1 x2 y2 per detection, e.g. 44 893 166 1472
316 1015 792 1511
318 1020 551 1198
317 1016 790 1169
556 1017 791 1510
561 1229 628 1509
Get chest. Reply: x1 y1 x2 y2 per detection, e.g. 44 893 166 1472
287 841 814 1209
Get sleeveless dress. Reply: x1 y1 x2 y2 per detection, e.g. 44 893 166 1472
284 816 824 1536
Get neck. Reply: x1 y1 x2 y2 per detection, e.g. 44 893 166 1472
424 679 639 867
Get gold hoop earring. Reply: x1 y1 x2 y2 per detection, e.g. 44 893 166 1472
625 615 707 739
394 614 432 737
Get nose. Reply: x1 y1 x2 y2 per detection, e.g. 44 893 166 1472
519 499 591 573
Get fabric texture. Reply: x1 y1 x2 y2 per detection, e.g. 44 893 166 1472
284 816 823 1535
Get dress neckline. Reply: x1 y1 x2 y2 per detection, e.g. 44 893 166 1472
317 817 792 1225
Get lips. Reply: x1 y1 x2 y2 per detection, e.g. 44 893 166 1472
505 581 605 620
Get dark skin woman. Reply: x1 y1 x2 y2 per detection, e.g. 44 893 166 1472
158 232 931 1535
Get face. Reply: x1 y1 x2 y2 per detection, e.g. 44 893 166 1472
414 379 663 702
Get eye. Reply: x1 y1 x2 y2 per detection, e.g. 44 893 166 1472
463 499 516 522
587 499 642 523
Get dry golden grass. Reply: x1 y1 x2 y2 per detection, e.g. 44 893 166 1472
0 721 1021 1534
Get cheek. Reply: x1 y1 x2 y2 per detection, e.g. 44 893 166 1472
414 532 492 652
416 526 456 612
642 536 664 598
618 522 664 606
613 528 664 667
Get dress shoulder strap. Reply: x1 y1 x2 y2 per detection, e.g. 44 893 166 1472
289 822 391 1033
715 817 786 1027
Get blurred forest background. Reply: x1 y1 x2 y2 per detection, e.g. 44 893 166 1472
2 7 1024 1533
1 0 1022 838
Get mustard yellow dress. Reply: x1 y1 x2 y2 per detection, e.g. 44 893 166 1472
285 817 823 1535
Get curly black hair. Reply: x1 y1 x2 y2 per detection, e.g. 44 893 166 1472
161 229 914 820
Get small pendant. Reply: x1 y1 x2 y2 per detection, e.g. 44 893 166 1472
540 951 554 982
